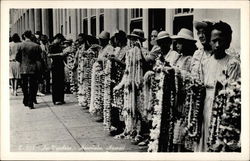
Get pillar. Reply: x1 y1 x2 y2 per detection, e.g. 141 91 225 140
21 16 25 34
118 9 128 33
77 9 81 34
29 9 35 33
96 9 100 35
53 9 57 36
42 9 50 37
62 9 66 35
70 9 77 40
34 9 42 33
87 9 91 35
104 9 119 35
142 9 149 48
165 9 174 35
57 9 60 34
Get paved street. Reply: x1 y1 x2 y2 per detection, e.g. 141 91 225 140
10 89 146 152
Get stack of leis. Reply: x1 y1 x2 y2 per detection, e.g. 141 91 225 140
182 75 205 151
89 61 104 117
208 79 241 152
103 59 113 129
148 71 164 152
78 50 97 108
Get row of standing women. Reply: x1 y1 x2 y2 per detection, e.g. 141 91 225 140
71 20 240 152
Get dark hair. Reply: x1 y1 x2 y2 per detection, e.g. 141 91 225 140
12 33 21 43
21 34 25 41
24 30 32 39
203 21 213 45
87 35 98 45
35 31 42 36
175 38 197 56
114 30 127 45
212 21 232 49
54 33 66 41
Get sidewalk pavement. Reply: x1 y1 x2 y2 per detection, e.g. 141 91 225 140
10 90 147 152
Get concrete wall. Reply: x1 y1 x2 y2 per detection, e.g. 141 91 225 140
194 9 240 51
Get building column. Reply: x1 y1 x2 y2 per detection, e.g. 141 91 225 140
52 9 57 36
42 9 50 37
87 9 91 35
57 9 60 34
58 9 61 33
71 9 77 40
142 9 149 48
29 9 35 33
21 16 25 34
77 9 81 34
62 9 66 35
104 9 118 35
165 9 174 35
34 9 42 33
118 9 128 33
96 9 100 35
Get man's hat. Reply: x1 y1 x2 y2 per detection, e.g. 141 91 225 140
98 31 110 40
127 29 146 42
171 28 196 42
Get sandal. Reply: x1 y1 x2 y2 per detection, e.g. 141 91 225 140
131 135 143 145
114 133 125 139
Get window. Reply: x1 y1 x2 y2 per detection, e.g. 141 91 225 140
174 8 193 16
69 16 71 33
131 9 143 19
173 8 194 34
91 16 96 36
99 14 104 33
83 18 88 34
130 9 143 32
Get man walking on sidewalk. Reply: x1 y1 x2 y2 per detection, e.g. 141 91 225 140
16 30 42 109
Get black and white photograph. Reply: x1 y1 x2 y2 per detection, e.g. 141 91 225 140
1 0 250 160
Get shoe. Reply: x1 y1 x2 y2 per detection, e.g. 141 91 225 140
61 101 66 104
13 91 18 96
34 100 38 104
131 135 143 145
54 102 63 105
29 106 35 109
37 92 45 96
95 117 103 123
138 139 149 146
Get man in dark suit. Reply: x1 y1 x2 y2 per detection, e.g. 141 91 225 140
16 30 42 109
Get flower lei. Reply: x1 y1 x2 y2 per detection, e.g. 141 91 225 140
148 71 164 152
208 79 241 152
89 61 104 117
78 49 97 108
182 75 205 151
103 59 112 129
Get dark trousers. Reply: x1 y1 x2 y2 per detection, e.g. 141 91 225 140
52 64 65 103
21 74 37 107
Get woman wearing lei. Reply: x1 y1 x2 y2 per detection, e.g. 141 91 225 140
113 29 149 145
89 31 114 122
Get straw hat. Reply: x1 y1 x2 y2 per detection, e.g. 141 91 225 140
127 29 146 42
64 39 73 44
171 28 196 42
98 31 110 40
156 31 171 41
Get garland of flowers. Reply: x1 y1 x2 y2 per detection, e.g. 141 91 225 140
78 49 97 109
89 61 104 117
148 71 164 152
182 76 205 151
208 79 241 152
103 59 112 129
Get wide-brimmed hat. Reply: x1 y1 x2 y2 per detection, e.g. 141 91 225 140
98 31 110 40
156 31 171 41
127 29 146 42
64 39 73 43
171 28 196 42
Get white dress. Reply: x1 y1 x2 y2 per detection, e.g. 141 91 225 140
196 54 241 152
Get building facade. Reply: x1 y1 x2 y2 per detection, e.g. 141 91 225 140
10 8 240 50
